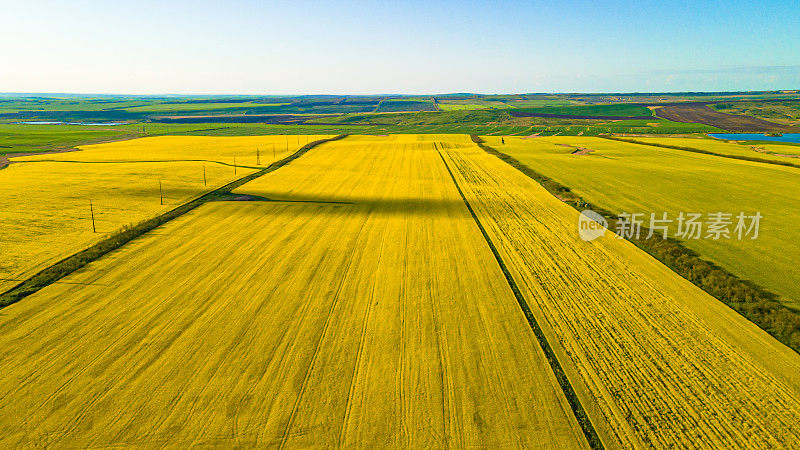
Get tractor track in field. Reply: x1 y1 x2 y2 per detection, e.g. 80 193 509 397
435 145 604 450
0 134 348 308
0 148 83 170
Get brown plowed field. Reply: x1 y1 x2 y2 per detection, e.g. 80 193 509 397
655 103 799 132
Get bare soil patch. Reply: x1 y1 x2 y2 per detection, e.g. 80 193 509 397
655 104 799 132
555 143 595 156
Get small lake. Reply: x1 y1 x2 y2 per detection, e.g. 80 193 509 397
16 121 125 126
709 133 800 144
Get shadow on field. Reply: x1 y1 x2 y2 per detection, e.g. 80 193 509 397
225 190 472 216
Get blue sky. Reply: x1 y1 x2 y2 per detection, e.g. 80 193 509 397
1 0 798 94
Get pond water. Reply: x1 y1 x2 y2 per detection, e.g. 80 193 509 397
709 133 800 144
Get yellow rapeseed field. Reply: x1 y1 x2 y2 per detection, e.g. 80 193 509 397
0 135 587 447
440 142 800 448
484 135 800 307
0 135 327 292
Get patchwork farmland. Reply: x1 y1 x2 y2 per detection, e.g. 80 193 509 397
2 133 800 447
0 135 328 293
5 0 800 446
482 135 800 308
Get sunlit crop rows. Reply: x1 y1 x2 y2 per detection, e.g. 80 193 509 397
0 135 586 447
485 135 800 308
440 143 800 448
0 136 325 292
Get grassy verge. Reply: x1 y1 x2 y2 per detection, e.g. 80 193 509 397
598 135 800 169
0 134 348 308
471 135 800 353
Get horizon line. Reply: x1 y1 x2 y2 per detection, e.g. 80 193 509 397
1 89 799 98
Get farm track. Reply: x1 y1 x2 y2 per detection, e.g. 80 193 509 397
439 142 800 448
0 135 588 447
0 148 83 170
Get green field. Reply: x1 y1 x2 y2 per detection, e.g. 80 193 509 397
374 98 436 112
2 93 797 158
437 100 514 110
123 102 287 112
486 135 800 308
0 97 150 113
0 117 723 158
514 104 655 117
0 124 137 156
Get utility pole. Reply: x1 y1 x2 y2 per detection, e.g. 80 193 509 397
159 179 164 205
90 200 96 233
257 147 261 165
272 144 276 160
203 165 207 186
234 156 237 175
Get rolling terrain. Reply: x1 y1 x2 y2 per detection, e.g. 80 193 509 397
0 135 327 293
486 136 800 309
1 134 799 447
0 135 588 447
440 141 800 447
653 103 799 132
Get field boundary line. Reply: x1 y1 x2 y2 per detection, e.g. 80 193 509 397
435 146 604 450
471 134 800 356
0 134 348 308
598 134 800 169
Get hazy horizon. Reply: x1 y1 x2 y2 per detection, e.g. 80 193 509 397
2 87 799 97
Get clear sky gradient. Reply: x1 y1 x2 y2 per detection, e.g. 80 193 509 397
2 0 799 95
